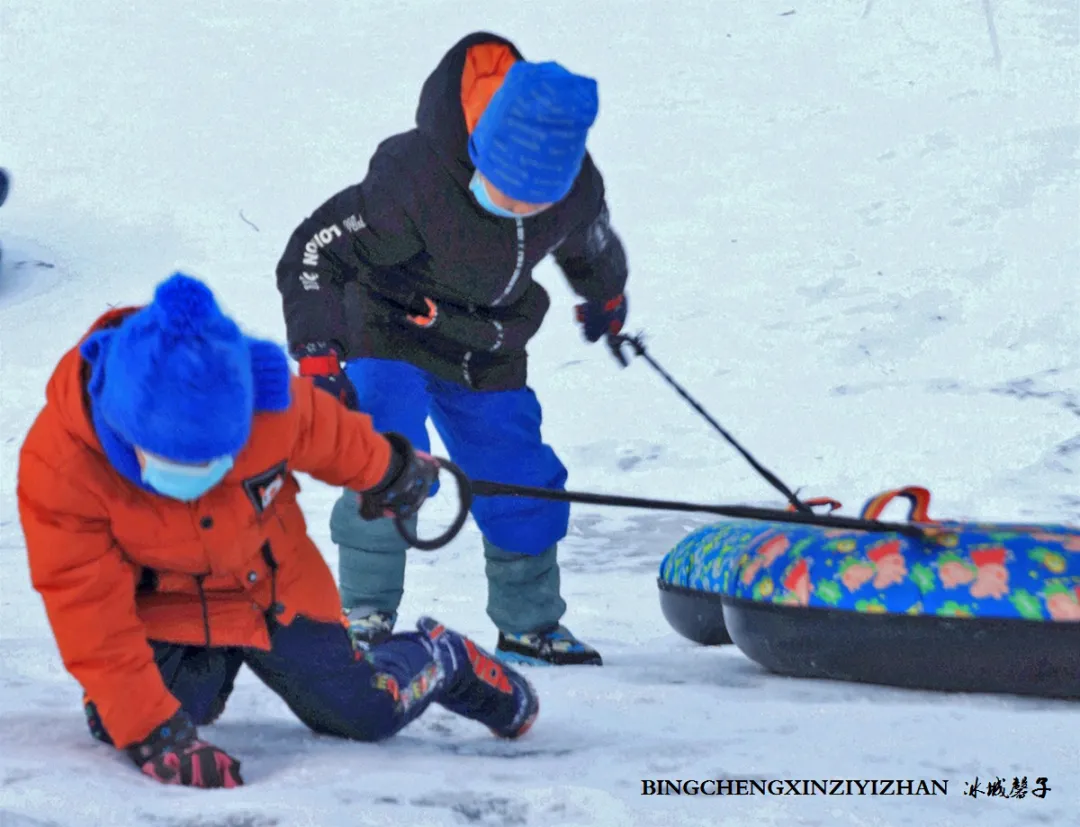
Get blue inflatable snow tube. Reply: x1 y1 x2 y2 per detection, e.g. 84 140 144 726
658 486 1080 699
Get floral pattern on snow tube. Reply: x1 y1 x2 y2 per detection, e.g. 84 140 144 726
659 487 1080 622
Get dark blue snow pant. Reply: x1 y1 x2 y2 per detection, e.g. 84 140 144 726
332 358 570 635
86 615 444 744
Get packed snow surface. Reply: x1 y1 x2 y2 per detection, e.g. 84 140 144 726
1 2 1077 825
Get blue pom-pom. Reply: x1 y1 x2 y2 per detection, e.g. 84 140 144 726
96 272 254 461
152 273 220 336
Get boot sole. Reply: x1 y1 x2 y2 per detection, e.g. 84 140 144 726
495 649 603 667
490 695 539 739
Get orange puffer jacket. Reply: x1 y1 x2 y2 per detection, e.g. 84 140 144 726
17 308 392 748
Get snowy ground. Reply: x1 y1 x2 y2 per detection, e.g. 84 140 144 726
1 1 1078 825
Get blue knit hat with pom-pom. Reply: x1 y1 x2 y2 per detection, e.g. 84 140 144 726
90 272 290 463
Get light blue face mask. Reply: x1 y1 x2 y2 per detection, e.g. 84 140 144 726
469 172 546 219
141 452 234 502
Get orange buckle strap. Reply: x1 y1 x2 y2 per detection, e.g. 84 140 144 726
786 496 843 514
406 297 439 329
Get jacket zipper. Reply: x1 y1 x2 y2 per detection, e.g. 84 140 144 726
463 217 525 385
492 217 526 307
260 542 279 620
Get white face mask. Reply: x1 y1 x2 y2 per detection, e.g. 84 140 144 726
469 172 548 219
140 452 234 501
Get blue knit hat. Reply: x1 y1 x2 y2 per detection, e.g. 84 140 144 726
88 273 288 464
468 60 599 204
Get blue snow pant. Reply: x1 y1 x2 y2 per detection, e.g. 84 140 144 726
86 615 445 744
332 358 570 635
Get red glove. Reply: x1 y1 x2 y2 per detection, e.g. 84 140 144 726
297 341 359 410
125 711 242 789
575 293 627 342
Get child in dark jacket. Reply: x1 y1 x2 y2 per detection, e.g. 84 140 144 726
275 32 630 665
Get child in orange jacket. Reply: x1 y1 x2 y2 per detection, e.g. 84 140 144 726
17 272 538 789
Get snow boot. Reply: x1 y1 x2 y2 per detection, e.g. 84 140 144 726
495 624 603 666
416 616 538 739
344 608 398 650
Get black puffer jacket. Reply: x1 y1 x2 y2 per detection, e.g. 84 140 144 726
275 32 628 391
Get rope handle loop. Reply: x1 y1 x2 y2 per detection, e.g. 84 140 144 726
860 486 934 523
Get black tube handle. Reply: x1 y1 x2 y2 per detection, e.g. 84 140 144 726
392 458 473 550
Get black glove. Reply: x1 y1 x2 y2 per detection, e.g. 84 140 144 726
125 710 243 789
359 432 440 521
575 293 627 343
297 341 359 410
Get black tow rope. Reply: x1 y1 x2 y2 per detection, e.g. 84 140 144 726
471 479 929 538
394 462 930 550
392 328 939 550
608 332 814 514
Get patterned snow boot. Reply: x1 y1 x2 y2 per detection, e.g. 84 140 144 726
345 608 398 650
495 624 603 666
416 616 538 739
